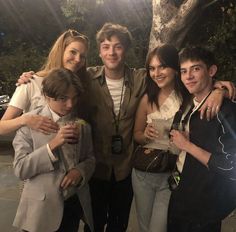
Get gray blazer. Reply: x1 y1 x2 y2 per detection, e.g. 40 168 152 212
12 105 95 232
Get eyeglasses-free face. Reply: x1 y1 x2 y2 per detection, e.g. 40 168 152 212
62 29 89 73
148 55 176 90
99 35 126 73
180 60 216 101
46 86 79 117
63 41 87 73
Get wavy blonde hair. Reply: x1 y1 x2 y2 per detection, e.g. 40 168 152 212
37 29 89 79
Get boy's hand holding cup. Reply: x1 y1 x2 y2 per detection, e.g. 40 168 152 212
59 119 86 145
50 119 86 150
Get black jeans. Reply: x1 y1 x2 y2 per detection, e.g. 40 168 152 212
84 172 133 232
56 194 83 232
168 218 221 232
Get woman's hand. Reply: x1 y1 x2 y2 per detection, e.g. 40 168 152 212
199 89 224 120
23 114 59 134
17 71 35 85
214 80 236 100
144 123 158 140
60 169 82 190
170 129 189 151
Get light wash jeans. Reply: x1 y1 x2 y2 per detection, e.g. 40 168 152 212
132 169 171 232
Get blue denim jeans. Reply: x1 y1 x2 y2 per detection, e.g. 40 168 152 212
132 169 171 232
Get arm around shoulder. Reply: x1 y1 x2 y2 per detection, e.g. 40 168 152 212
0 80 33 135
0 106 25 135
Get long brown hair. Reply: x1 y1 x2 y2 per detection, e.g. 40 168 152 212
145 44 190 110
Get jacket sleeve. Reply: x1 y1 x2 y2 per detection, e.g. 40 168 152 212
13 126 55 180
75 123 95 186
208 102 236 181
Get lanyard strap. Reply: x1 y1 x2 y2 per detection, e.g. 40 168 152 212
170 101 186 131
181 91 212 130
112 79 125 134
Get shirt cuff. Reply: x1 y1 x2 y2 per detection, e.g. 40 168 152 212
47 144 58 162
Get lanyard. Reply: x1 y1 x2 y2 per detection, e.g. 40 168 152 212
112 79 125 135
182 91 212 130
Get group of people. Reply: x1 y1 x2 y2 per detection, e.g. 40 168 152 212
0 22 236 232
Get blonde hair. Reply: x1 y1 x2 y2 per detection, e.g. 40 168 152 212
37 29 89 78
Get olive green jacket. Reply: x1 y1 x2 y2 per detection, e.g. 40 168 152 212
86 65 146 181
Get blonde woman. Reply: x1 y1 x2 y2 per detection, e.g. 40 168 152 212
0 29 89 135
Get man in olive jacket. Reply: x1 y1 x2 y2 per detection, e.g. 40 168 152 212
84 23 146 232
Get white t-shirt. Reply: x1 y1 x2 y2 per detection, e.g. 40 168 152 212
105 76 125 115
9 75 45 113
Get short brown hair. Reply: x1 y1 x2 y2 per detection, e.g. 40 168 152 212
96 23 132 49
179 46 216 68
42 68 84 99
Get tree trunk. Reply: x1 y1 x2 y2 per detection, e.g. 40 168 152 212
149 0 209 51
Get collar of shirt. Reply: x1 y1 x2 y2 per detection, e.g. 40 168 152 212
192 91 212 112
92 65 130 87
47 104 61 122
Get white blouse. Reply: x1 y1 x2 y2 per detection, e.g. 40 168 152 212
144 90 182 152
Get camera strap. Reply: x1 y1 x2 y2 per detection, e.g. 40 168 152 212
112 78 125 135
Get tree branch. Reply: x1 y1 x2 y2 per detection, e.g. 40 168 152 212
149 0 205 50
203 0 219 10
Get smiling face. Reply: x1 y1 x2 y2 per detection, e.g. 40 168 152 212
180 60 216 101
63 41 87 73
148 55 176 91
99 35 126 73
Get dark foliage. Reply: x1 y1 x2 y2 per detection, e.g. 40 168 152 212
183 0 236 82
0 0 235 96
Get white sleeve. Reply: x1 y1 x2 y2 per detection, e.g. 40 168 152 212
9 84 31 112
46 144 59 162
9 76 44 113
